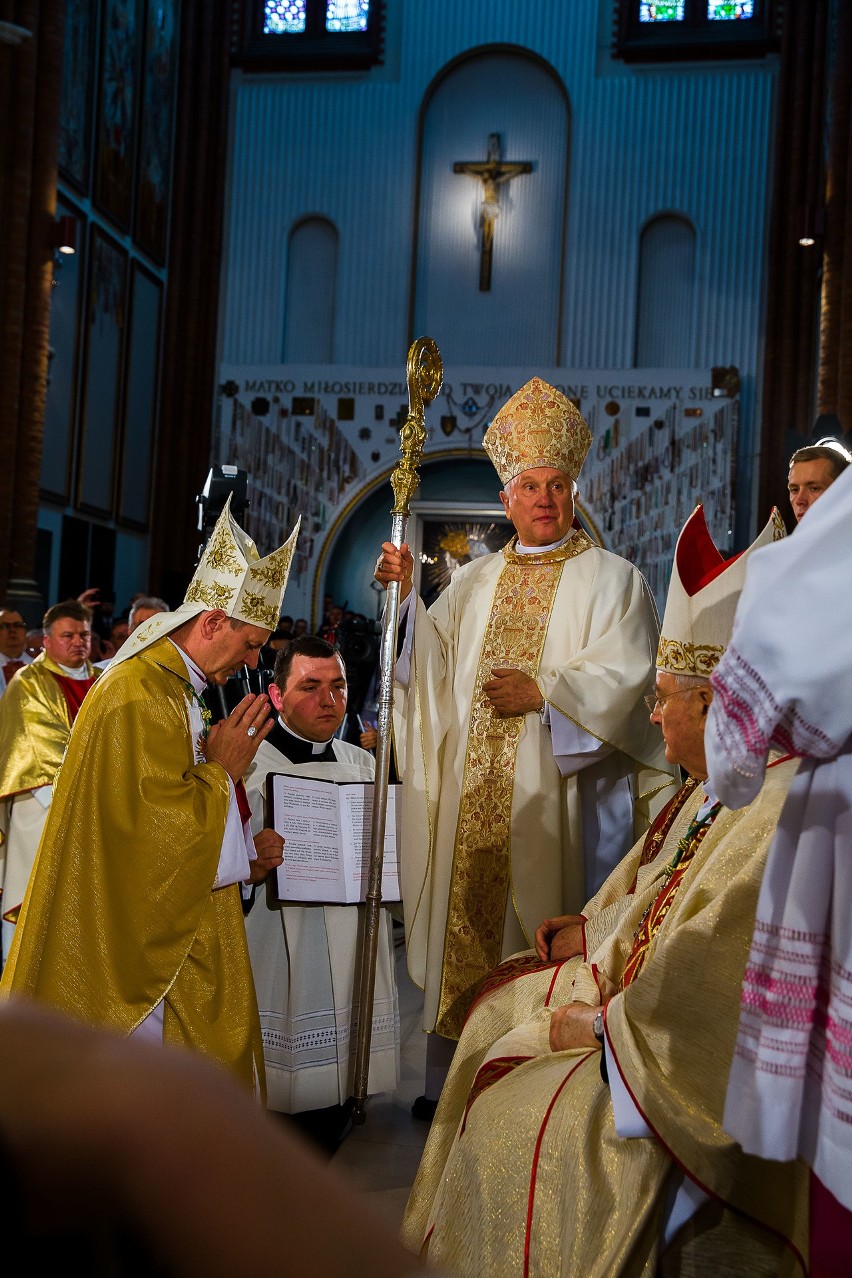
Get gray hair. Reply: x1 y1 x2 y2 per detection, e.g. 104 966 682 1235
656 670 712 690
128 596 169 627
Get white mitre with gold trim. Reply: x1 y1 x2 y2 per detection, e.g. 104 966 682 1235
483 377 592 486
109 496 301 667
657 504 786 677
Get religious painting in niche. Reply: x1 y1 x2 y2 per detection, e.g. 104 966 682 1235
41 201 86 503
95 0 141 228
135 0 179 262
77 229 127 516
119 265 162 528
58 0 97 190
410 504 513 610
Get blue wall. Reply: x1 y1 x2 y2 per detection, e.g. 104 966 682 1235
222 0 776 386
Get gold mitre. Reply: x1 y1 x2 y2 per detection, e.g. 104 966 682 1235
657 504 786 678
483 377 592 486
109 496 301 667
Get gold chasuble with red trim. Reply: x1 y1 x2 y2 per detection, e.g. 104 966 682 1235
1 639 264 1094
410 758 808 1277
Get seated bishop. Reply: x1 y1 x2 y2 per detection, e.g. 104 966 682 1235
244 635 400 1135
404 504 811 1277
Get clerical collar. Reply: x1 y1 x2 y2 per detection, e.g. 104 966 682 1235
169 641 207 694
57 661 92 680
277 716 334 755
514 531 574 555
696 783 719 821
503 528 592 567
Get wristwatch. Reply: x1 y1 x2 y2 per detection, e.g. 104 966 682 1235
593 1010 605 1044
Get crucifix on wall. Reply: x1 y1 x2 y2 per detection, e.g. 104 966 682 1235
453 133 533 292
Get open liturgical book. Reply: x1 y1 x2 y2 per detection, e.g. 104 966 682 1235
266 775 401 904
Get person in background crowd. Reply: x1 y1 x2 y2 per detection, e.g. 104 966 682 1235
128 595 169 633
0 607 32 697
787 437 851 522
110 620 130 650
88 631 112 664
0 601 97 964
259 619 295 673
319 604 344 646
77 588 116 641
293 618 309 638
24 630 43 660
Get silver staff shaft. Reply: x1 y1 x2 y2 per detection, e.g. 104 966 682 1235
351 512 406 1122
350 337 442 1124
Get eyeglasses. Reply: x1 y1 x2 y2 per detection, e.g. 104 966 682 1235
0 622 26 632
643 685 709 713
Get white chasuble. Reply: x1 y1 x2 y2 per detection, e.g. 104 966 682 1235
244 737 400 1112
394 531 673 1038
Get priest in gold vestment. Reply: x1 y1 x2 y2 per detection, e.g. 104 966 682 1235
403 503 809 1276
1 501 299 1092
377 379 673 1067
0 601 98 964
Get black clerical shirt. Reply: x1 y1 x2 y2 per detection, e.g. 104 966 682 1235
266 719 338 766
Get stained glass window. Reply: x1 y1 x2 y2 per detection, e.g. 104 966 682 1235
617 0 776 60
263 0 306 34
640 2 685 20
707 2 754 17
326 0 370 33
240 1 384 68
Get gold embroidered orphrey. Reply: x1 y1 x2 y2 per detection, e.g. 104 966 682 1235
656 636 724 677
435 529 594 1038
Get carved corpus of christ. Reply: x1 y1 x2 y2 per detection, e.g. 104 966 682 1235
453 132 533 292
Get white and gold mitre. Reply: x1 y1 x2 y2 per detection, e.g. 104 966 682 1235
483 377 592 486
657 504 786 677
110 497 301 667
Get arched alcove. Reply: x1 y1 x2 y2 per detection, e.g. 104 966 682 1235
283 215 338 362
320 457 502 620
412 48 570 366
634 213 697 367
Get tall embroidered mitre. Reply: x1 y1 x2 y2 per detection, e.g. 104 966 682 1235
110 497 300 665
657 505 786 677
482 377 592 484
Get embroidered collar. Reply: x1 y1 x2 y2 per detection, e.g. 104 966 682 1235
502 528 594 566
